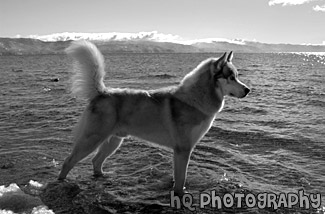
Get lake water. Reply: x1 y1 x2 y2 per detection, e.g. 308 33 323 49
0 52 324 211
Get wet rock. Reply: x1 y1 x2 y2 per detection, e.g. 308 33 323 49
39 180 177 214
50 78 60 82
1 162 14 169
0 183 44 213
40 181 82 213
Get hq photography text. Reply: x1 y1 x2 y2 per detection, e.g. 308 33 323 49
170 190 322 211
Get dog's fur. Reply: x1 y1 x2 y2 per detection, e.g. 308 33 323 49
58 40 250 195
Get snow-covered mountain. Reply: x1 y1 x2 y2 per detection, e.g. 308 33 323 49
1 31 325 55
27 31 251 46
28 31 183 43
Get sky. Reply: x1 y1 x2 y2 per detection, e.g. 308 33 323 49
1 0 325 44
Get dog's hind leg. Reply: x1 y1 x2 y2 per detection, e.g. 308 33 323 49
173 147 192 196
92 136 124 176
58 133 110 180
58 104 116 180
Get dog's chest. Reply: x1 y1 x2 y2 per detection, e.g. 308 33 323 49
190 115 215 144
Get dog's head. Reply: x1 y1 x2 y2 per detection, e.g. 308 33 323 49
211 52 250 98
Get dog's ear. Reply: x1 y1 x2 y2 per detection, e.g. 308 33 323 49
212 52 227 73
227 51 233 62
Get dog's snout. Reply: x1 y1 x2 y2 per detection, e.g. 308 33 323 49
245 87 250 94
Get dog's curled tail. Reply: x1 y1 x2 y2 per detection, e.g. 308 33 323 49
66 40 106 100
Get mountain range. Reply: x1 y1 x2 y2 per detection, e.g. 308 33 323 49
1 32 325 55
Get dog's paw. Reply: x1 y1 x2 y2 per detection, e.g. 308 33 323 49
93 172 104 178
93 171 113 178
57 176 66 181
173 187 189 197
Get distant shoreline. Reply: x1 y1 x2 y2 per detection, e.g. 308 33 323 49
1 38 325 56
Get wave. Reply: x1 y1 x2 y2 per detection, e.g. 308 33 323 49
275 65 294 69
237 68 250 72
224 106 268 115
252 119 293 129
305 99 325 107
147 74 176 79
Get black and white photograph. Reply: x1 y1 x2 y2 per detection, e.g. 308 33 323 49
0 0 324 213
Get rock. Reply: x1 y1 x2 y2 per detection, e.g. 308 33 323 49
50 78 59 82
40 181 81 213
1 162 14 169
12 68 23 72
0 183 44 213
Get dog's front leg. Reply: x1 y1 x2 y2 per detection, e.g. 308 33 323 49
173 147 192 196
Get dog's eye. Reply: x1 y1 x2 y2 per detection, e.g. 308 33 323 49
229 76 235 81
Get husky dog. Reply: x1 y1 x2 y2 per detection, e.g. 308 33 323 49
58 41 250 195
